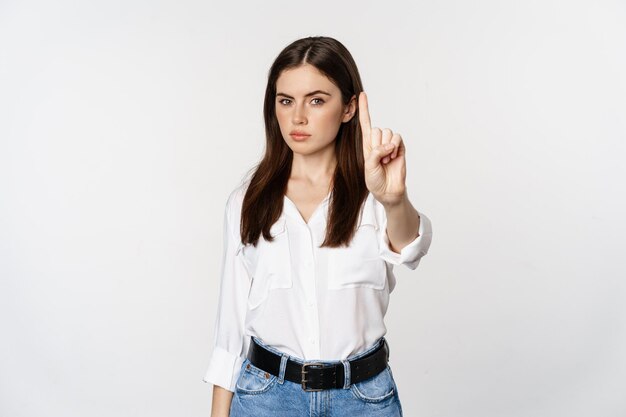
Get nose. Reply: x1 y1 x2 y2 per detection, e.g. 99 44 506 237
292 102 307 125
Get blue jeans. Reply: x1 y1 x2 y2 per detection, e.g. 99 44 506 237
230 336 403 417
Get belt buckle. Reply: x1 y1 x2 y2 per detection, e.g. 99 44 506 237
301 362 325 392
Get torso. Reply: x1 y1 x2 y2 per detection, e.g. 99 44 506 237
285 179 332 224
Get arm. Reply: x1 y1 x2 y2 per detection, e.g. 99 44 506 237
357 91 431 263
382 192 420 254
203 190 251 410
211 385 234 417
375 191 432 270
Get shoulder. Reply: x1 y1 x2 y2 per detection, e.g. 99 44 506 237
224 177 251 232
225 178 251 211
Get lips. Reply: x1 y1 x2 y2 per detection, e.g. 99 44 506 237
289 131 311 140
290 130 310 137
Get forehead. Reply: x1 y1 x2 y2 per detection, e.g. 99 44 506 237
276 64 339 94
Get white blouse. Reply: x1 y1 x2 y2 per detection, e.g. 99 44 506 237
203 180 433 392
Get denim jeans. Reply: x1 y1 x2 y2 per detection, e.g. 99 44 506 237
229 336 403 417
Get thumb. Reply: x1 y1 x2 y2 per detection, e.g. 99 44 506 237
365 143 395 170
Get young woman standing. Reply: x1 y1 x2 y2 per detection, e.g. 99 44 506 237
204 36 433 417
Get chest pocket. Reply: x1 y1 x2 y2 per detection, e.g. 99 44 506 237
327 204 387 290
247 218 293 309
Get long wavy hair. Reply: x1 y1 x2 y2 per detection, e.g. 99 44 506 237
240 36 368 248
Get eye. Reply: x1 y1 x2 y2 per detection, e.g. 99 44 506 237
278 98 291 106
311 98 324 105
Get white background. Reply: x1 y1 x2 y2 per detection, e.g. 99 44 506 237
1 0 625 416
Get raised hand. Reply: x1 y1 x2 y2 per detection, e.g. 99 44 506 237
359 91 407 206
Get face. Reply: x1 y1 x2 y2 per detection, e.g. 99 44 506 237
275 64 355 155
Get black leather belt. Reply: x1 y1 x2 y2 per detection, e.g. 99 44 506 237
247 337 390 391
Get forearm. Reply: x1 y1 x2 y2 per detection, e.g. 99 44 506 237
211 385 234 417
382 192 421 254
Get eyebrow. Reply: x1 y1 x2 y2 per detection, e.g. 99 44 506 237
275 90 332 99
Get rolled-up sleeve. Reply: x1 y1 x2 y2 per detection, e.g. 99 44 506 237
378 209 433 270
202 196 251 392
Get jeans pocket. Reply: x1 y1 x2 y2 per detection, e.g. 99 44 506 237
235 359 278 395
350 365 396 403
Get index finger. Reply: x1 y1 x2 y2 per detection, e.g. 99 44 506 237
358 91 371 136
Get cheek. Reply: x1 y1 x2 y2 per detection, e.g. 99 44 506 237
317 109 343 131
275 111 288 130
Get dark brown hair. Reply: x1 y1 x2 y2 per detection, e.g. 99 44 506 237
240 36 368 248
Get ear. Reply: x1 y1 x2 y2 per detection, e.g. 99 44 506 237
341 94 357 123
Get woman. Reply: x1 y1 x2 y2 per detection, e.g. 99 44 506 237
204 36 432 417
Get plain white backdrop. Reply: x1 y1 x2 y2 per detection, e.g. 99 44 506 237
1 0 625 416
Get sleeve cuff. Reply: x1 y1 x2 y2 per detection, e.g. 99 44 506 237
202 346 245 393
379 210 433 270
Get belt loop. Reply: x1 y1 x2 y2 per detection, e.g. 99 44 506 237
341 359 351 389
278 354 288 384
383 337 390 361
